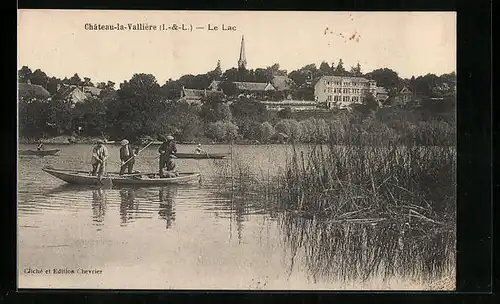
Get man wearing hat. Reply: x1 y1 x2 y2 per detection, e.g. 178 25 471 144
91 139 109 178
119 139 137 175
158 135 177 175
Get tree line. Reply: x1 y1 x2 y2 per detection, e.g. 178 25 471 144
18 62 456 144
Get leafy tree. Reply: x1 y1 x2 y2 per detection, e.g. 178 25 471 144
46 77 62 95
18 66 33 83
72 97 107 136
275 119 302 141
222 68 239 82
230 98 267 122
30 69 49 88
218 81 238 96
18 99 49 138
334 59 346 76
207 60 223 81
83 77 94 87
46 99 73 135
200 94 231 122
350 63 362 77
69 73 82 86
267 63 287 77
254 68 273 83
206 121 239 142
365 68 402 94
319 61 331 75
155 102 203 141
107 73 165 139
260 121 275 142
277 107 292 119
288 70 308 88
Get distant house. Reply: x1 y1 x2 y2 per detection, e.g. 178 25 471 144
18 81 50 102
53 84 103 106
375 86 389 105
270 75 295 91
82 86 103 97
179 87 226 105
393 86 413 105
208 80 276 92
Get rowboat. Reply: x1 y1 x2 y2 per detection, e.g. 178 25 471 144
42 166 201 186
175 152 230 159
19 149 60 156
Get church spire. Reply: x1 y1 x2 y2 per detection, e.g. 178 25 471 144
238 35 247 69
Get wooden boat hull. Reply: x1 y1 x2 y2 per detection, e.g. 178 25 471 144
19 149 60 156
42 167 201 186
175 152 230 159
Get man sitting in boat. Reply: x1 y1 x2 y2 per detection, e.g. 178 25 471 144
160 155 179 178
119 139 138 175
36 142 44 151
194 143 205 154
158 135 177 174
91 139 109 178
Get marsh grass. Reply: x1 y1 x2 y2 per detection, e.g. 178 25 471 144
209 122 456 286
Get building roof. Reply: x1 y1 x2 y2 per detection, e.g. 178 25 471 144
18 83 50 99
82 86 102 96
182 88 225 100
399 86 412 94
211 81 275 91
53 85 88 103
376 86 388 94
271 76 295 91
317 75 373 83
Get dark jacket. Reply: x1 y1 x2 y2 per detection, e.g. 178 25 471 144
158 141 177 158
120 145 137 162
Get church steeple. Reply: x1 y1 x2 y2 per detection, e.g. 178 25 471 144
238 35 247 69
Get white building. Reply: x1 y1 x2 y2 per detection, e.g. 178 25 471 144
314 76 377 109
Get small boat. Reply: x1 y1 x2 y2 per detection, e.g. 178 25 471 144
175 152 230 159
19 149 60 156
42 166 201 186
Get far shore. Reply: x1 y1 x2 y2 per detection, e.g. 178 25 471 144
18 136 275 146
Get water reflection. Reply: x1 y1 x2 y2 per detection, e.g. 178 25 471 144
119 188 138 226
158 187 177 229
91 188 107 230
280 213 455 283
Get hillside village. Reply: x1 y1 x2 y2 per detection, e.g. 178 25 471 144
19 35 456 113
18 35 456 144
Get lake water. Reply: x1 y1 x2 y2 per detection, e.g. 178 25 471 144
17 143 454 290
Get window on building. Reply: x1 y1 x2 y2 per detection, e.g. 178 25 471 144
327 95 332 101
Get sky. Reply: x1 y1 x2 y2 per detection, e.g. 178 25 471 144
18 10 456 85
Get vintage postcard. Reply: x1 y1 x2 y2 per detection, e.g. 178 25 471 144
17 10 456 290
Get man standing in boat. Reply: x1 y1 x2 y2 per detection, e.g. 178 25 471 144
158 135 177 175
91 139 109 179
119 139 138 175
